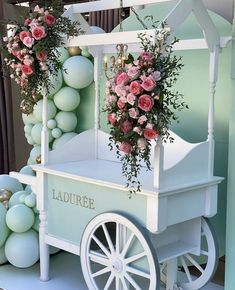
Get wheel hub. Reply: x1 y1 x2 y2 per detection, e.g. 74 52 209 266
112 258 123 273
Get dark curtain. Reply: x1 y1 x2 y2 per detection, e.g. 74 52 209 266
89 2 120 33
0 0 16 173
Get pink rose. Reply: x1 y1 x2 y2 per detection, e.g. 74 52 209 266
129 108 139 119
117 99 126 110
36 51 48 61
127 93 135 105
23 57 33 66
107 113 116 125
19 31 30 42
43 15 56 26
116 72 129 85
16 51 26 61
140 51 154 62
121 120 132 134
22 36 34 48
129 81 142 95
141 76 156 91
143 128 158 140
153 70 161 81
106 94 117 105
137 138 147 150
127 66 140 80
115 85 127 98
21 64 33 75
133 127 142 135
31 26 46 40
119 142 132 155
138 95 154 112
24 18 31 26
138 115 147 125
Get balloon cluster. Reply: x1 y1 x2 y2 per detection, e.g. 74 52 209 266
22 46 94 164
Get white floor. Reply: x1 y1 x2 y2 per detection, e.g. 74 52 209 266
0 251 223 290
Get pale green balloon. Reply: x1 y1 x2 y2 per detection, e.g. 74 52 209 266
19 193 28 204
32 214 39 232
48 69 63 97
27 157 35 165
5 230 39 268
6 204 35 233
47 119 57 129
27 136 35 145
24 194 36 208
25 184 32 193
81 49 91 58
33 99 57 122
33 206 39 214
19 165 35 176
22 113 38 125
52 128 62 139
62 56 94 89
55 47 70 64
0 203 10 247
50 246 60 255
9 190 30 208
55 111 77 132
24 124 33 134
0 245 8 264
90 26 106 34
52 132 77 150
0 175 23 193
54 87 80 111
30 146 41 163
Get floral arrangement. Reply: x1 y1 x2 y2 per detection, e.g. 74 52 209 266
1 0 82 113
104 25 188 196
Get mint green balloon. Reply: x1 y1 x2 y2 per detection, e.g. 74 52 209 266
48 69 63 97
33 99 57 122
9 191 30 208
52 128 62 139
27 136 35 145
31 124 53 145
55 47 70 64
22 113 38 125
0 175 23 193
6 204 35 233
54 87 80 111
47 119 57 129
62 56 94 89
19 165 35 176
24 193 36 208
27 157 34 165
24 124 33 134
52 132 77 150
32 214 39 232
30 146 41 163
5 230 39 268
55 111 77 132
50 246 60 255
0 203 10 247
0 245 7 264
25 184 32 193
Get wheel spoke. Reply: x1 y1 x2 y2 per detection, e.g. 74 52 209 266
124 272 142 290
126 265 151 279
115 276 120 289
180 256 193 283
89 251 109 266
120 276 129 290
116 222 120 254
125 251 146 265
92 266 111 278
104 272 115 290
102 224 115 254
185 254 204 273
200 249 209 256
121 232 135 258
92 235 111 257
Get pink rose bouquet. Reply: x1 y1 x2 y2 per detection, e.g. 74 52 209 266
1 0 82 113
104 25 188 196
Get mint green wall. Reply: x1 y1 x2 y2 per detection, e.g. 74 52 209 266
76 3 232 257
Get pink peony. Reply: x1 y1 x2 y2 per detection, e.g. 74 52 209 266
129 108 139 119
137 138 147 150
115 85 127 98
141 75 156 91
43 15 56 26
119 142 132 154
116 72 129 86
19 31 30 42
121 120 132 134
22 36 34 48
107 113 116 125
140 51 154 62
138 95 154 112
127 93 135 105
138 115 147 125
36 51 48 61
24 18 31 26
31 26 46 40
21 64 33 75
127 66 140 80
143 128 158 140
129 81 142 95
117 99 126 110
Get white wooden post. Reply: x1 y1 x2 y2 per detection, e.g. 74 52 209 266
166 258 178 290
153 137 164 188
207 46 219 177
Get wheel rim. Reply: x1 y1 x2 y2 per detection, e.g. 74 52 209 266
160 218 218 290
80 212 160 290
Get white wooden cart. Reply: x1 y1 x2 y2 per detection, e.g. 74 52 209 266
11 0 231 289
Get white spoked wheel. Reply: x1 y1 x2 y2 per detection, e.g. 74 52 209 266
80 212 160 290
161 218 218 290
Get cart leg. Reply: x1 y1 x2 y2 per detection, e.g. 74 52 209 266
166 258 177 290
119 224 130 290
39 210 50 281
